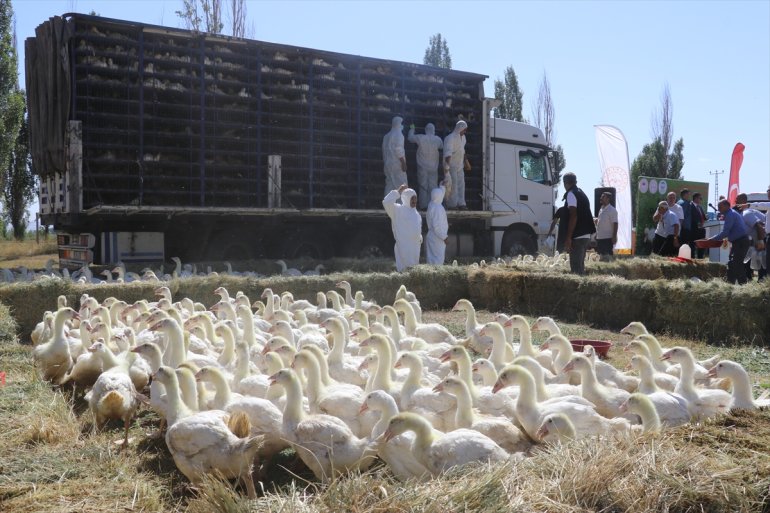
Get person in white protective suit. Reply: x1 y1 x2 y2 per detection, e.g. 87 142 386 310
383 184 422 271
426 179 449 265
443 120 469 209
407 122 444 210
382 116 408 196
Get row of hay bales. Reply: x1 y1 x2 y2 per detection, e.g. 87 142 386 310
1 263 765 346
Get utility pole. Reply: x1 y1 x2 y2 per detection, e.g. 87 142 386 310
709 169 724 206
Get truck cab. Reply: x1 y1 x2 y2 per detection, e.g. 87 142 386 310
486 117 556 256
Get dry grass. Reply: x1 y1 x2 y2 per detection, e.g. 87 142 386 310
2 284 770 512
0 239 57 264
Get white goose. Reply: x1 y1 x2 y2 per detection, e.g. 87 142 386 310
33 307 79 384
625 355 690 427
268 369 375 481
619 393 662 434
321 317 367 386
86 342 140 447
433 376 530 454
707 360 770 411
562 354 635 421
359 390 430 480
492 365 630 440
394 299 455 345
661 347 731 419
394 351 455 431
382 412 510 478
291 349 376 438
535 413 577 443
152 366 261 499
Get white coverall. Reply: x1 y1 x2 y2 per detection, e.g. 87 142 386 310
426 185 449 265
443 120 467 208
383 188 422 271
407 123 443 210
382 117 407 196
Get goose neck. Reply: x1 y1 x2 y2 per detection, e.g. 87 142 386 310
327 325 346 364
372 342 394 392
282 375 305 426
164 372 192 425
452 384 475 428
208 369 233 409
729 367 755 408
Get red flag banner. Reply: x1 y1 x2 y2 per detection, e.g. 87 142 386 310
728 142 745 205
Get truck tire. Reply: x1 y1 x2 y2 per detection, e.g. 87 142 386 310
282 232 331 260
207 230 255 261
501 229 536 257
345 232 392 259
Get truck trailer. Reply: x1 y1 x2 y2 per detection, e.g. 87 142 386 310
26 13 557 267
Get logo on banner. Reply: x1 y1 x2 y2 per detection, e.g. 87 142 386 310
639 178 649 193
658 180 667 194
649 180 658 194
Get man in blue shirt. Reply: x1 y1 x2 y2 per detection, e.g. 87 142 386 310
709 199 750 284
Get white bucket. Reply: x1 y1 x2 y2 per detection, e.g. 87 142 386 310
678 244 692 259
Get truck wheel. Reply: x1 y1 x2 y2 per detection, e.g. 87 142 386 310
282 232 331 260
501 229 536 257
207 231 255 261
345 232 391 259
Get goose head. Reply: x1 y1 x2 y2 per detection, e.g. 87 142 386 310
382 412 422 443
451 299 472 312
660 346 689 362
439 345 467 363
492 364 529 393
621 321 648 336
536 413 576 442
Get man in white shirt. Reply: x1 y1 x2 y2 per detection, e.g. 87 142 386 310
595 192 618 261
652 201 680 256
667 191 684 228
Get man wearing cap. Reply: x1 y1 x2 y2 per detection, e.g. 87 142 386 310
652 200 680 256
709 199 750 284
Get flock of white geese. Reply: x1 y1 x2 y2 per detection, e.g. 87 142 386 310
30 283 767 498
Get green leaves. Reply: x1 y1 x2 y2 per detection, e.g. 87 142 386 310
423 34 452 69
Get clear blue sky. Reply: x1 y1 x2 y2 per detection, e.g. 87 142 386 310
13 0 770 212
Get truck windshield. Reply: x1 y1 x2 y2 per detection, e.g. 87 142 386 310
519 150 549 185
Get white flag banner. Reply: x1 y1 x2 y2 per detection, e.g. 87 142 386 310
594 125 632 253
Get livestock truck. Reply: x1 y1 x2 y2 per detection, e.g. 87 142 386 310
26 13 557 267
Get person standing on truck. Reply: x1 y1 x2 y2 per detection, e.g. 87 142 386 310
426 178 450 265
561 172 595 275
383 117 408 196
408 122 444 210
443 120 469 210
383 184 422 271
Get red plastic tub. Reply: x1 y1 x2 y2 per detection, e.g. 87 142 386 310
570 339 613 358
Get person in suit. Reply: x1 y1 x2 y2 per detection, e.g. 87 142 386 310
691 192 707 258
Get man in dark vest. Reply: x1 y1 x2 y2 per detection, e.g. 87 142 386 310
562 172 596 275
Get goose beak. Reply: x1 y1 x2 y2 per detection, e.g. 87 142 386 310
503 319 512 327
261 345 271 355
624 362 632 371
706 367 717 378
479 328 486 337
540 342 550 351
267 373 279 386
535 424 548 441
491 380 505 394
382 428 395 443
359 338 370 348
618 400 628 413
87 343 98 353
660 352 671 361
358 403 369 415
394 360 402 369
149 322 161 331
432 383 444 393
438 350 451 362
562 362 575 373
